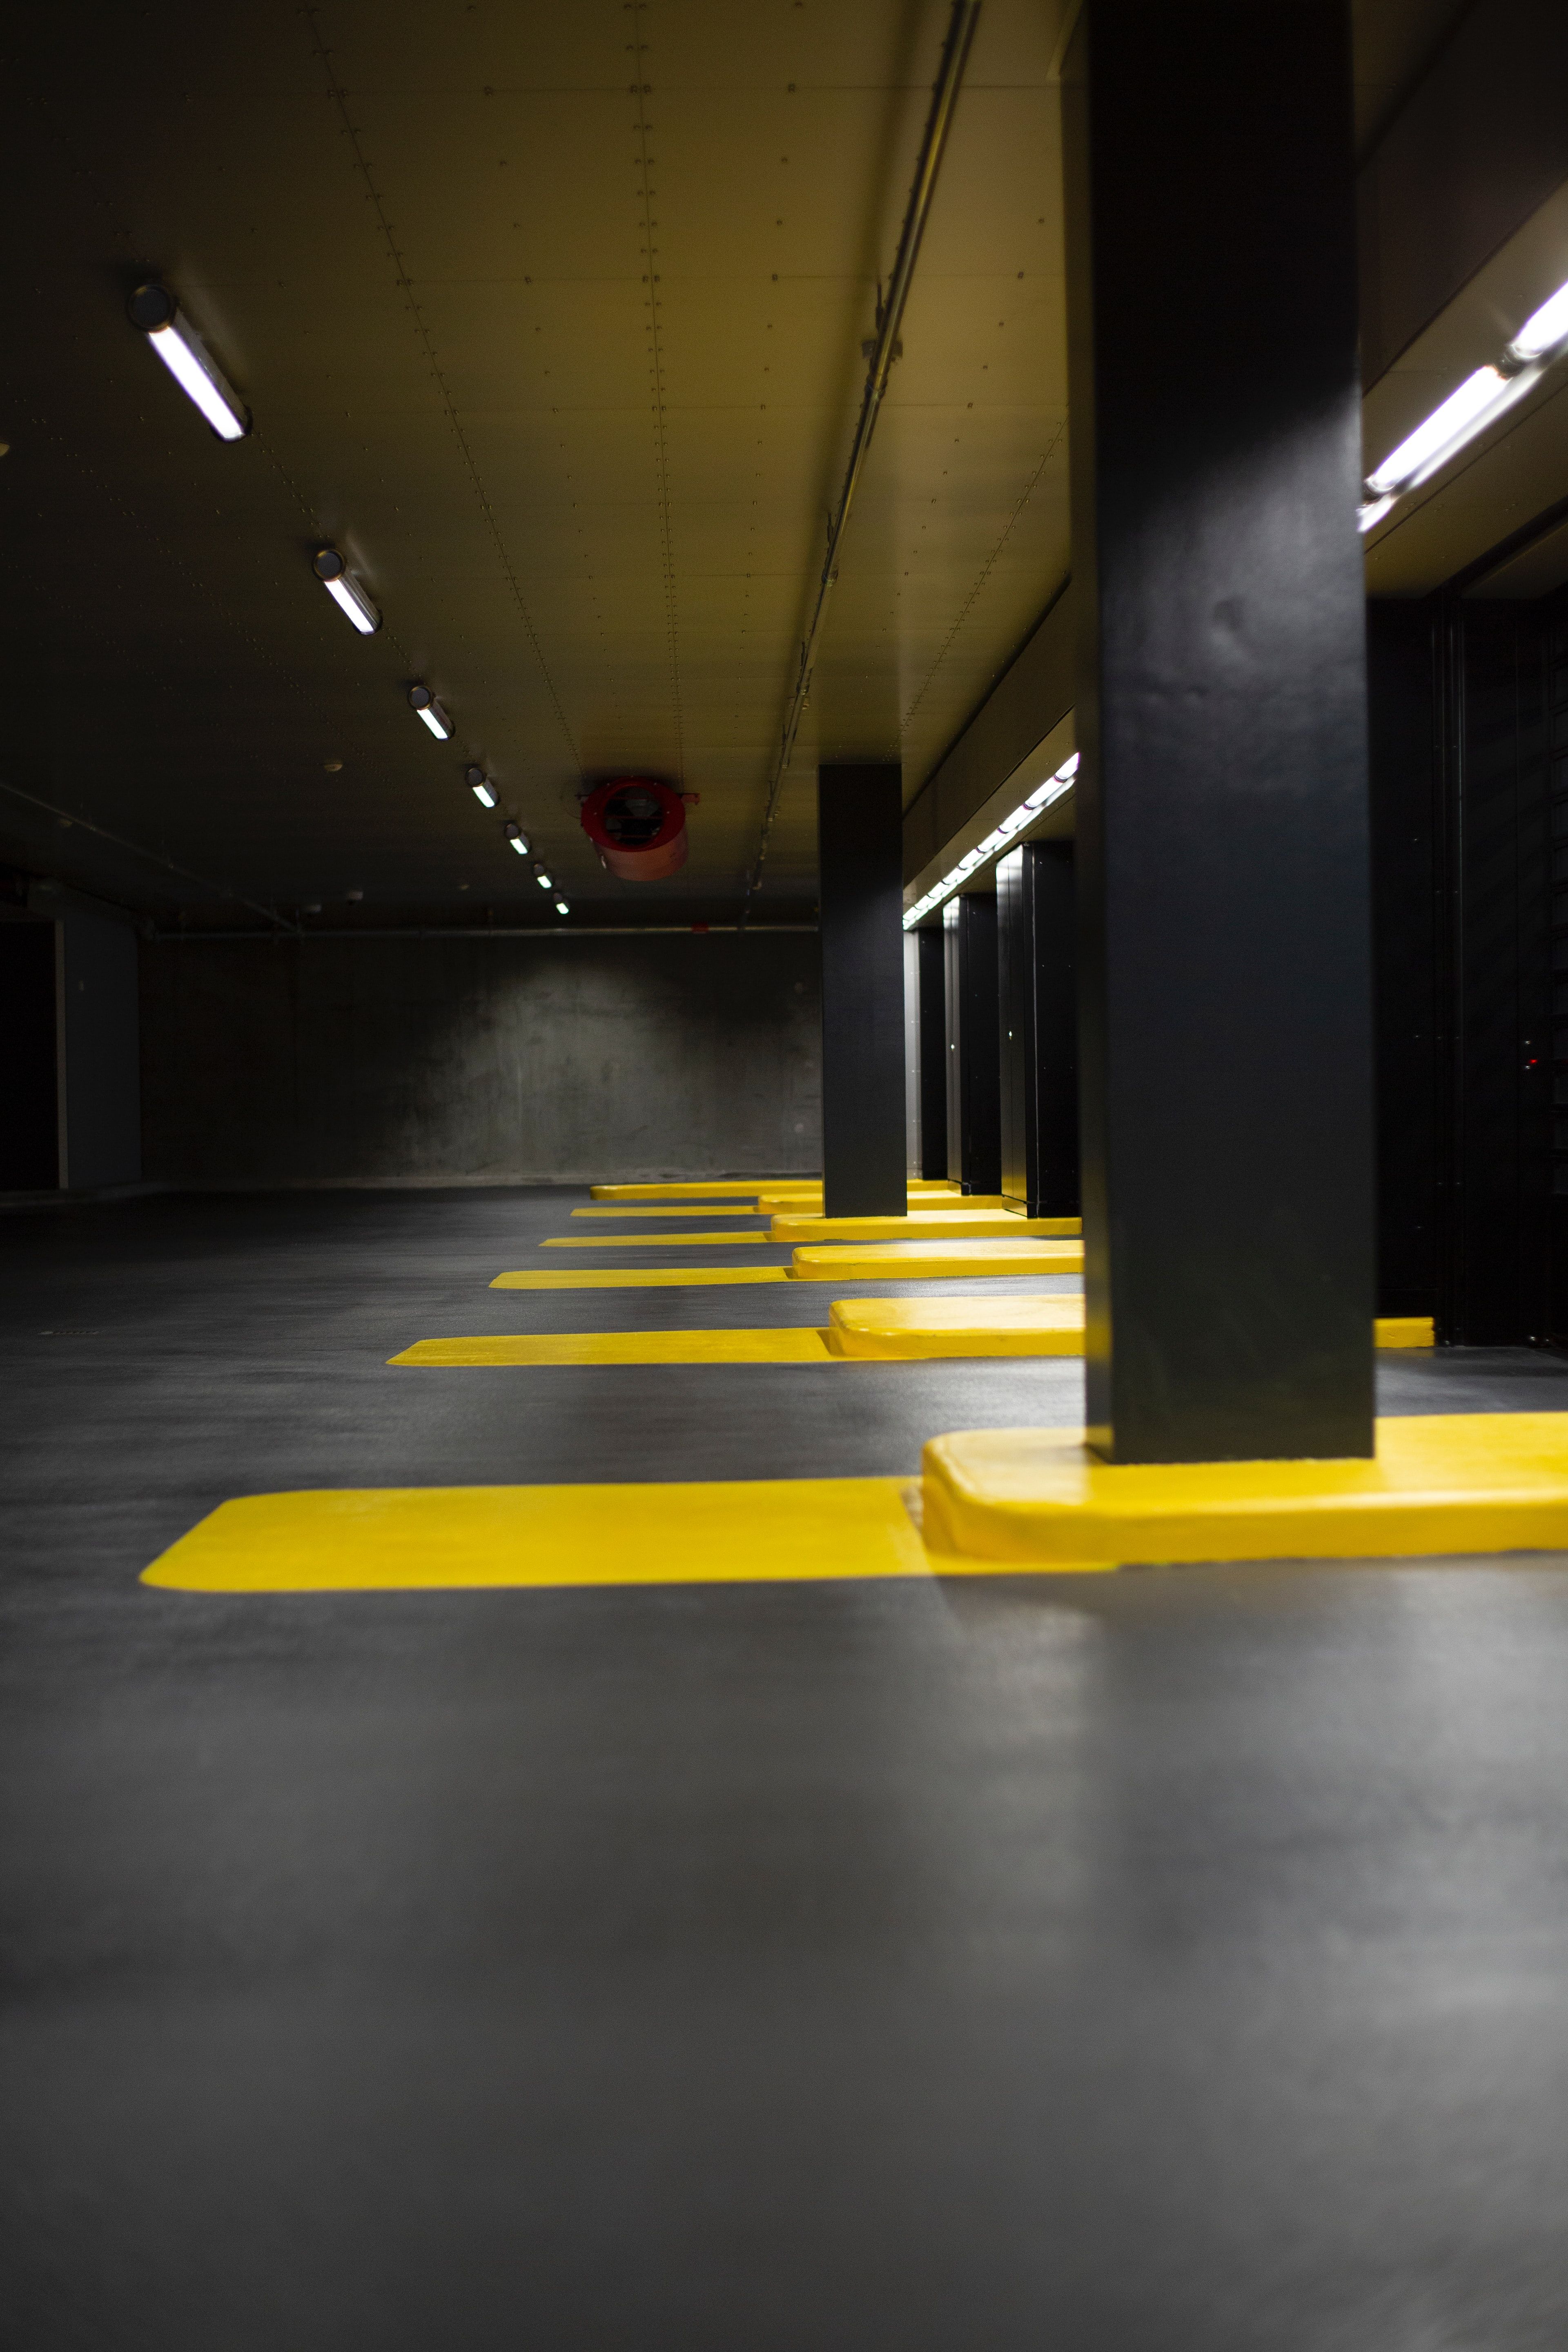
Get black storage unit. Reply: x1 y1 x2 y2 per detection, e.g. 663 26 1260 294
1365 577 1568 1346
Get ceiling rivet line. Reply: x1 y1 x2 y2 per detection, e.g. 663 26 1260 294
304 7 584 795
895 421 1066 748
630 1 685 784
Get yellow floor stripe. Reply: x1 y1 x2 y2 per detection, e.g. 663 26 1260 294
142 1475 1061 1592
141 1411 1568 1595
568 1204 766 1218
392 1329 836 1366
542 1231 774 1248
490 1267 790 1291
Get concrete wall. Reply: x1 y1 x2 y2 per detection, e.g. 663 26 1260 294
140 932 822 1183
60 901 142 1188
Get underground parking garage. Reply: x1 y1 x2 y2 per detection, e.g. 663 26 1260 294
8 1 1568 2343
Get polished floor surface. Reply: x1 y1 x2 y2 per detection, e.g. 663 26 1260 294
6 1188 1568 2347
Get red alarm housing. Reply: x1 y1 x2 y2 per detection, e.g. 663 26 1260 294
579 777 690 881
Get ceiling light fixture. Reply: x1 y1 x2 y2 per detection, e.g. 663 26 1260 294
902 751 1079 931
468 765 497 809
408 684 452 742
126 284 251 441
312 547 380 634
534 871 553 890
1361 271 1568 532
555 900 570 915
1509 274 1568 362
506 824 530 856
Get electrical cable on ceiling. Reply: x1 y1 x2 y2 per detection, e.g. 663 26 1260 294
738 0 982 929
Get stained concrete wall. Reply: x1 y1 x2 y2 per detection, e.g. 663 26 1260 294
140 932 822 1183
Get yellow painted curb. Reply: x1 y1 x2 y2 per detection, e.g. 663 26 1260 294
831 1294 1085 1355
772 1210 1081 1243
392 1329 837 1367
791 1240 1084 1281
569 1204 766 1218
588 1180 805 1200
541 1231 775 1248
922 1411 1568 1567
755 1186 967 1212
828 1297 1437 1359
490 1268 789 1290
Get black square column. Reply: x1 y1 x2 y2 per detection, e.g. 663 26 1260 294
914 926 948 1180
998 842 1078 1217
943 893 1002 1196
818 763 907 1216
1065 0 1374 1461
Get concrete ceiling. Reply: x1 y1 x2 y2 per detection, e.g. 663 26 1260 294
0 0 1483 930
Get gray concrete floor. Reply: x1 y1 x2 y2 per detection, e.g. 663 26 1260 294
5 1187 1568 2348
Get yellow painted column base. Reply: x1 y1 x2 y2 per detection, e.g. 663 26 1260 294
828 1296 1436 1358
791 1240 1084 1280
921 1412 1568 1568
771 1210 1081 1243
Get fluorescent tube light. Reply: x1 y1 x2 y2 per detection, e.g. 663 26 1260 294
1510 276 1568 362
127 284 251 441
903 746 1082 927
508 836 530 857
468 765 497 809
1357 495 1396 535
1366 365 1534 499
535 872 553 890
312 547 380 634
408 684 452 741
555 900 570 915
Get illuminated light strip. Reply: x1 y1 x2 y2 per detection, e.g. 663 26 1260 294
408 684 453 741
902 753 1078 930
312 547 380 633
1362 267 1568 532
127 284 251 441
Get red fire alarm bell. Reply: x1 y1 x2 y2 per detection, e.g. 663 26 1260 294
579 777 690 880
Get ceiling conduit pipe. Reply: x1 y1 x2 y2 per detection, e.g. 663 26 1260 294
738 0 981 929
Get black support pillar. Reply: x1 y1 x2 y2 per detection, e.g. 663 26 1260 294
1064 0 1374 1462
998 842 1079 1218
818 763 907 1216
915 925 948 1180
943 893 1002 1195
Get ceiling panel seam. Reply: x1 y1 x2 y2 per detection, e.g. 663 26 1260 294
630 2 686 786
304 7 584 784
